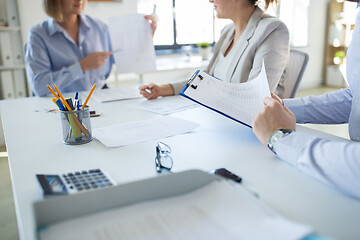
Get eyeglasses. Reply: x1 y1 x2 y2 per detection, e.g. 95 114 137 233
155 142 173 173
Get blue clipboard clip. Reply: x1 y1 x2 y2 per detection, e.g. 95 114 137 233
186 70 203 90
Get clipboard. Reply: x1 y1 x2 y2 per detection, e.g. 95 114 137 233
179 62 271 128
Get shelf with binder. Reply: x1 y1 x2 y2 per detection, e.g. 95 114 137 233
324 0 356 87
0 0 28 99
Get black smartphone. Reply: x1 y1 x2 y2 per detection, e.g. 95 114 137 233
211 168 242 183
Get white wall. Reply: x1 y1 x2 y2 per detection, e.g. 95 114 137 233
294 0 331 89
17 0 137 43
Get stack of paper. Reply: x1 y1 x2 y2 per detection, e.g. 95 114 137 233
39 180 312 240
91 86 143 103
132 96 198 115
93 116 200 147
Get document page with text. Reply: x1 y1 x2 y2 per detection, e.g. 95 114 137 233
108 14 156 74
180 62 270 127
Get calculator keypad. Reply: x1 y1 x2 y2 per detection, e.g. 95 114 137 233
61 169 114 193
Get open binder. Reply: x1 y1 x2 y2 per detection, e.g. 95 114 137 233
180 62 270 128
34 170 312 240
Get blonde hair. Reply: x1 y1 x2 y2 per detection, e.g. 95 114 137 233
43 0 87 22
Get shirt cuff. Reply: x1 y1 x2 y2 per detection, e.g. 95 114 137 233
68 62 84 81
283 98 306 122
273 132 313 167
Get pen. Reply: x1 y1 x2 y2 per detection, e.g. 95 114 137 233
138 82 152 94
74 92 79 111
66 98 74 111
112 48 122 54
82 84 96 110
55 99 66 111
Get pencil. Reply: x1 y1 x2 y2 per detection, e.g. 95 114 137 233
53 84 73 111
47 85 58 98
82 84 96 110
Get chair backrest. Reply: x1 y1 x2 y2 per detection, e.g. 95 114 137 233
23 43 35 96
283 49 309 98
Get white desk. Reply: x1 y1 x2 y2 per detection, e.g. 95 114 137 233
1 96 360 240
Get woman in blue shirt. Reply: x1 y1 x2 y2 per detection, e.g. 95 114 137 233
26 0 157 97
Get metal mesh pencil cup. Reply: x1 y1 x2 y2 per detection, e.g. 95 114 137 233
60 107 92 145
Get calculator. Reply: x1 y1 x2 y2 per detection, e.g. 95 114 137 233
36 169 116 195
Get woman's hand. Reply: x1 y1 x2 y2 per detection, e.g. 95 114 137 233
144 15 157 37
80 51 112 72
139 83 174 100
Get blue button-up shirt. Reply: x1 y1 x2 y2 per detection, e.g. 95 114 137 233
275 3 360 200
25 14 114 97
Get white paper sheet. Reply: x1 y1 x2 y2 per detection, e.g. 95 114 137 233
181 62 270 127
108 14 156 74
93 116 200 147
132 96 198 115
91 86 143 103
39 181 312 240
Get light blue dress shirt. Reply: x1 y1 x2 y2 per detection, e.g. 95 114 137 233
25 14 114 97
274 4 360 200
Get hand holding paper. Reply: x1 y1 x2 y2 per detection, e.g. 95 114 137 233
108 14 156 74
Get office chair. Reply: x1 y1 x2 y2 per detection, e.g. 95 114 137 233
23 42 35 96
283 49 309 98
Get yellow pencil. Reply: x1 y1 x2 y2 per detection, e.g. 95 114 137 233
47 85 58 98
53 84 72 111
82 84 96 110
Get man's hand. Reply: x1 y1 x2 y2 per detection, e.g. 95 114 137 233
139 83 174 100
80 51 112 72
270 91 284 105
252 97 296 146
144 15 157 37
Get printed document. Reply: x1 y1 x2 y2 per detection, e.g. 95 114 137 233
92 86 143 103
181 62 270 127
39 180 312 240
108 14 156 74
93 116 200 147
132 96 198 115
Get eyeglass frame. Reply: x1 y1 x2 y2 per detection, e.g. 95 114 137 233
155 142 173 173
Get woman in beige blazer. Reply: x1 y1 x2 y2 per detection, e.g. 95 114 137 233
140 0 289 99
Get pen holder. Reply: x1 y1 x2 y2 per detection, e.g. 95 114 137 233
60 107 92 145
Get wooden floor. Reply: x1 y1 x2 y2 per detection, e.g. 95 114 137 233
0 86 348 240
